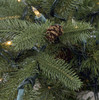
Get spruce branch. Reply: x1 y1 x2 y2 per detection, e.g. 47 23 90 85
0 0 25 17
12 20 53 51
60 21 94 44
0 57 37 100
50 0 79 18
0 19 53 51
37 53 82 90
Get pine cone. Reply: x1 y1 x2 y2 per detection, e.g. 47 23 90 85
56 48 73 62
46 24 63 42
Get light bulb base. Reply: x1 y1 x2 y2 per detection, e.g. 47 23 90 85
35 14 46 23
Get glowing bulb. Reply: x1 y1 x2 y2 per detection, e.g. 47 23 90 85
48 86 51 89
6 41 12 45
18 0 21 2
31 6 41 17
0 78 3 82
97 2 99 5
75 26 78 29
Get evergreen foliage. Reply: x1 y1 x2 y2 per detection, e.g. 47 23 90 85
0 0 99 100
37 53 82 90
60 20 94 44
0 0 24 17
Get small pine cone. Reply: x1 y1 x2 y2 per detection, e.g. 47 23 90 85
46 24 63 42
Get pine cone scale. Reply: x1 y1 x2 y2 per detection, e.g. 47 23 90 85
46 24 63 42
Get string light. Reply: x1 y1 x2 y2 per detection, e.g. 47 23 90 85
72 19 78 29
0 78 3 82
31 6 46 23
75 26 78 29
97 2 99 5
31 6 41 17
48 86 51 89
17 0 21 2
5 41 12 46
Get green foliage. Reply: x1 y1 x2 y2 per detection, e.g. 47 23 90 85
26 0 80 19
0 19 24 42
0 0 24 17
0 0 99 100
0 45 15 77
80 39 99 75
25 0 55 16
0 57 10 77
75 0 99 19
0 57 37 100
54 0 79 18
12 20 53 51
75 0 99 28
25 80 76 100
60 20 94 44
37 53 82 90
0 19 53 51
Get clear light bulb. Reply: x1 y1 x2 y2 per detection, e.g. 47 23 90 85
97 2 99 5
0 78 3 82
75 26 78 29
31 6 41 17
18 0 21 2
6 41 12 45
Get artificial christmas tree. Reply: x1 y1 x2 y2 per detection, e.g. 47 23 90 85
0 0 99 100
